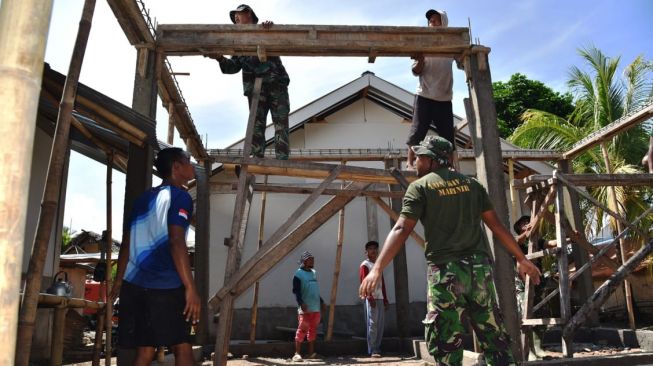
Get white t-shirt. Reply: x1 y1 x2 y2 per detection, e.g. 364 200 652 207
361 259 384 299
415 56 453 102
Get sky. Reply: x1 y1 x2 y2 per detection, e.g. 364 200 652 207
39 0 652 241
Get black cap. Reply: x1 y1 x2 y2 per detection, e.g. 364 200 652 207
229 4 259 24
425 9 441 20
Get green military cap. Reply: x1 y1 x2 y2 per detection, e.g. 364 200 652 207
411 136 453 164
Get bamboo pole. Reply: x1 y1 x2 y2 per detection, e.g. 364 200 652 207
91 309 105 366
0 0 53 363
50 305 67 366
104 151 113 365
327 170 347 341
16 2 96 365
249 176 268 344
600 143 636 329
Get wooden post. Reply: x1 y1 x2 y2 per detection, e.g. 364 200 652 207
327 174 347 341
0 0 53 363
194 160 211 345
167 103 175 144
365 196 379 242
558 160 595 325
250 176 268 344
600 143 636 329
91 310 105 366
520 198 541 360
553 174 572 357
16 2 96 365
104 152 114 365
465 47 522 360
385 159 410 342
508 159 518 223
50 305 67 366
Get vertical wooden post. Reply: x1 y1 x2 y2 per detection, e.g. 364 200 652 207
50 304 67 366
250 175 268 344
385 159 410 342
365 196 379 242
16 2 96 365
600 143 636 329
520 198 541 360
104 152 114 365
91 310 105 366
215 78 262 366
553 173 572 357
194 160 211 345
465 47 522 360
167 104 175 144
558 159 595 325
508 159 518 223
327 170 347 341
0 1 53 362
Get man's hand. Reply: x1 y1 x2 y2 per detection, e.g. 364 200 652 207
383 299 389 308
109 279 122 301
204 53 224 61
368 298 376 308
359 270 381 299
517 257 542 286
301 303 307 312
321 302 328 313
184 287 201 324
261 20 274 29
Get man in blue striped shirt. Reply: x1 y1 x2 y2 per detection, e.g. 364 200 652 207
111 147 200 366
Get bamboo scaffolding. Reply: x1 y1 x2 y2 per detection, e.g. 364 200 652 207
0 0 54 363
16 2 96 365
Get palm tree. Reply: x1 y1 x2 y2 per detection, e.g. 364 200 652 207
509 45 653 238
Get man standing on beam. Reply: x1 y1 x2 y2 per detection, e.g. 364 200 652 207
206 4 291 160
360 136 541 366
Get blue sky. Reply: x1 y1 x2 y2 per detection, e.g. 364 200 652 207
42 0 652 240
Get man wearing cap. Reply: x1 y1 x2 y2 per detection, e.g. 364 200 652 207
406 9 458 170
292 251 326 361
205 4 290 160
360 136 541 366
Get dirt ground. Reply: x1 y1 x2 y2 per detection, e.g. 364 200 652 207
221 354 429 366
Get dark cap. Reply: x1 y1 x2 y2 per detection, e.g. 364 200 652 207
229 4 259 24
425 9 442 20
411 136 453 166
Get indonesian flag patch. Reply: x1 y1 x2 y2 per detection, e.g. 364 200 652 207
178 208 189 220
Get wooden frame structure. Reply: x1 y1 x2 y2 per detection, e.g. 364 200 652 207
5 0 652 363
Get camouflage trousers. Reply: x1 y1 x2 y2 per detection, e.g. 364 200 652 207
247 82 290 160
425 254 514 366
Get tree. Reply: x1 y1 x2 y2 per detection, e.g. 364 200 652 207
510 46 653 237
62 226 75 250
493 73 575 138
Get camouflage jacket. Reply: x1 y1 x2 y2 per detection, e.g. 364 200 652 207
219 55 290 96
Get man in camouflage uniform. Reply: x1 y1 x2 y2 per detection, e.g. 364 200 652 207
360 136 541 366
206 4 290 160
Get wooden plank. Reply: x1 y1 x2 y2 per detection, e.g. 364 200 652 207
326 180 346 341
564 102 653 159
521 200 540 360
250 176 267 344
371 197 425 248
516 174 653 189
214 294 234 366
563 238 653 340
219 156 416 185
104 152 113 365
194 160 211 344
240 182 405 198
211 166 344 307
212 182 371 310
157 24 470 57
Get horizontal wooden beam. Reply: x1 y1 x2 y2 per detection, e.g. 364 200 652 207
564 102 653 159
157 24 471 57
515 173 653 189
209 148 561 162
521 318 563 326
211 182 405 198
216 157 417 185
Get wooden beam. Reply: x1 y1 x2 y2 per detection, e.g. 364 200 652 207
564 102 653 159
212 182 370 310
218 156 416 185
250 176 267 344
326 180 346 341
157 24 470 57
553 178 572 357
515 173 653 189
212 182 405 198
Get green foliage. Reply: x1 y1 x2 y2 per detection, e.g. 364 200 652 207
62 226 75 250
510 45 653 238
493 73 575 138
